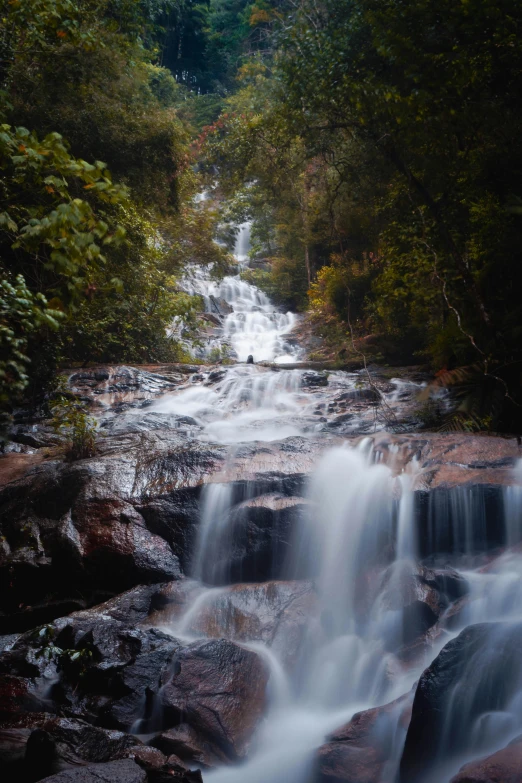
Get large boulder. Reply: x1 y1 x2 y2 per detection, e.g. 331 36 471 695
150 579 317 670
399 622 522 783
450 734 522 782
315 693 412 783
161 638 268 761
0 432 226 631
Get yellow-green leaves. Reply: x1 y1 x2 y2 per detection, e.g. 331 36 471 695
0 124 127 305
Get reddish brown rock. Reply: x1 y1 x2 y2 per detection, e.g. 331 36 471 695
151 723 227 768
0 675 46 719
161 638 268 761
150 579 317 670
316 693 413 783
450 735 522 782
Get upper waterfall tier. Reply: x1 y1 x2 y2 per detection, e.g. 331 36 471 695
181 220 301 363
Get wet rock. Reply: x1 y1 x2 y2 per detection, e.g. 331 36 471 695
300 371 328 387
9 424 62 449
0 614 181 731
399 621 522 783
99 413 200 437
56 621 180 729
68 366 183 410
39 759 147 783
0 714 139 779
161 638 268 761
325 413 355 430
151 723 227 768
152 580 317 670
0 634 19 653
208 296 233 316
205 369 227 385
0 675 47 718
200 493 307 585
369 432 521 490
136 492 200 573
316 693 412 783
0 439 217 630
70 584 169 626
450 734 522 782
335 388 381 404
374 562 469 659
123 745 203 783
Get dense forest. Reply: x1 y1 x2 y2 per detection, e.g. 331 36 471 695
2 0 522 432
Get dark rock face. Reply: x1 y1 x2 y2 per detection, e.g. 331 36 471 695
450 734 522 782
39 759 147 783
300 371 329 387
0 606 181 731
202 493 307 585
0 433 224 631
0 597 269 778
136 491 200 573
161 638 268 761
399 622 522 783
315 693 412 783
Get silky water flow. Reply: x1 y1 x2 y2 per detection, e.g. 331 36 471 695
141 217 522 783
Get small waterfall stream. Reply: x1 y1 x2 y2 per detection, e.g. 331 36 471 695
144 220 522 783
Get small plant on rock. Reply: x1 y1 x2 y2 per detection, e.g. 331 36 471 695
49 378 97 460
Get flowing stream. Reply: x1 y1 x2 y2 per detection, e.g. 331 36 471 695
143 225 522 783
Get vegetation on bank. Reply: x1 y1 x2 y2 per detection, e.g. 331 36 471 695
2 0 522 434
200 0 522 432
0 0 232 425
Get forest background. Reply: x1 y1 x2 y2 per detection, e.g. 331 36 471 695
2 0 522 433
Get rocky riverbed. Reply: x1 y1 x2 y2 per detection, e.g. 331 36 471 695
3 229 522 783
1 358 522 783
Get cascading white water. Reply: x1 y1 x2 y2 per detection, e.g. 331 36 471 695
151 198 522 783
199 444 420 783
181 218 300 363
157 442 522 783
234 220 252 263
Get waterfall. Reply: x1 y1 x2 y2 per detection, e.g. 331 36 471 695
149 203 522 783
180 215 300 363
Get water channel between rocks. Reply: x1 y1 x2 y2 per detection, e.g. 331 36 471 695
119 227 522 783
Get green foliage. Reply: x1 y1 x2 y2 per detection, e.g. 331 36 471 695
207 344 234 364
0 274 63 407
0 0 230 411
49 379 97 460
0 124 127 303
34 624 93 674
200 0 522 430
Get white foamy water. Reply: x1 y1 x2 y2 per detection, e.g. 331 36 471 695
148 446 522 783
145 203 522 782
181 221 300 363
